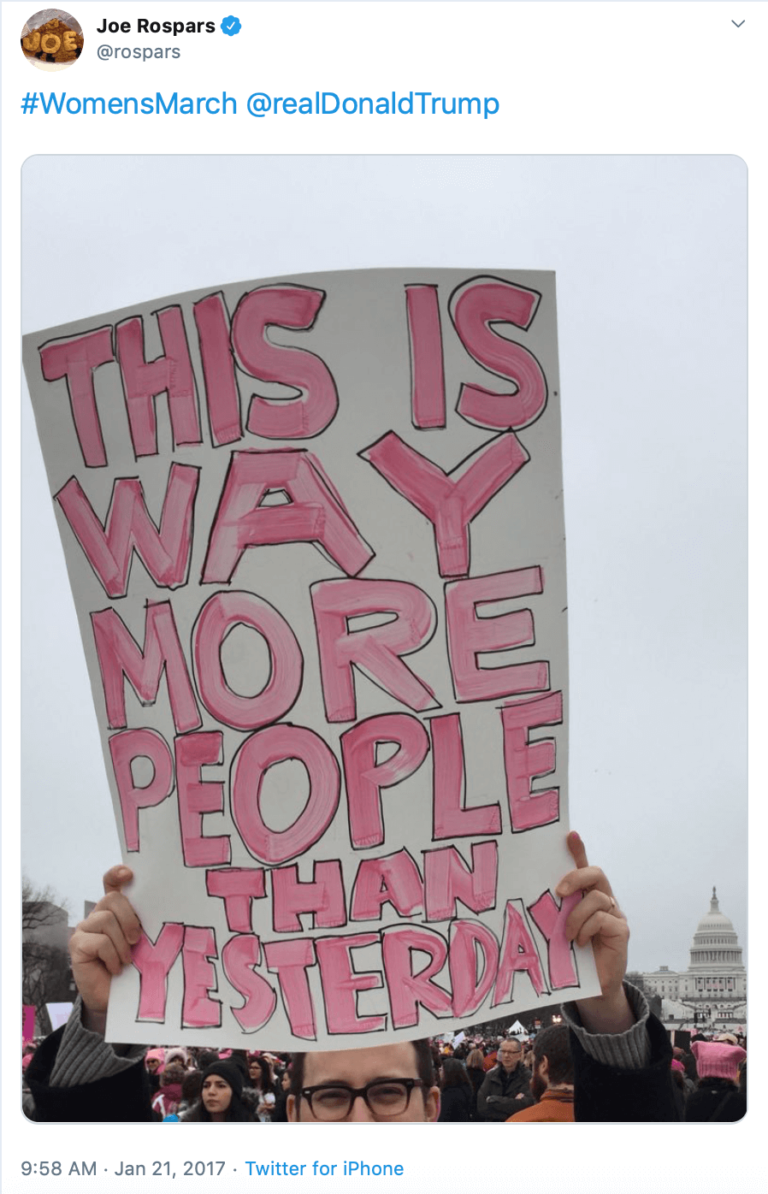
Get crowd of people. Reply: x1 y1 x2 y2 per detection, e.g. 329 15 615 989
21 832 747 1123
429 1026 747 1122
23 1041 291 1122
21 1017 747 1123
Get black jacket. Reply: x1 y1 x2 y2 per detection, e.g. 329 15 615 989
467 1066 485 1119
25 1027 154 1122
685 1079 746 1122
438 1083 474 1122
477 1062 533 1121
570 1010 680 1122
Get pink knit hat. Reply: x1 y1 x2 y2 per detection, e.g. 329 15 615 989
145 1048 165 1073
670 1059 685 1073
691 1040 746 1082
165 1047 190 1068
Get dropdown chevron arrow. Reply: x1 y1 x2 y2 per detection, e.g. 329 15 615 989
732 20 745 27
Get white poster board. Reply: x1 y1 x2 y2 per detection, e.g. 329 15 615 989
23 268 600 1048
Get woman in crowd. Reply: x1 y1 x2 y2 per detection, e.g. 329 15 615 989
438 1058 474 1122
669 1059 687 1117
246 1054 277 1122
178 1069 203 1117
151 1062 184 1119
465 1047 486 1119
144 1048 164 1095
181 1061 256 1123
684 1041 747 1121
165 1047 192 1071
272 1068 291 1123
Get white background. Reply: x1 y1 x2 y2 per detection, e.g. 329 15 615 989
2 4 762 1194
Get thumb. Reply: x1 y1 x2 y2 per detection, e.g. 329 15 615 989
102 865 133 895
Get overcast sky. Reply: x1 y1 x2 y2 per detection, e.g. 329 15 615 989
20 155 747 976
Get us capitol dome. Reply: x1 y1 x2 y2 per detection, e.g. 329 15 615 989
640 889 746 1030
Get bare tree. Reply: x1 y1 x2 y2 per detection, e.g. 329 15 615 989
626 971 662 1017
22 877 72 1031
22 877 69 932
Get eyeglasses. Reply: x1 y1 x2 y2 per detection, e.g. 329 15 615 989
300 1078 426 1120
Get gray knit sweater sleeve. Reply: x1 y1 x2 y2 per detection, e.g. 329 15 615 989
560 981 652 1069
49 997 146 1087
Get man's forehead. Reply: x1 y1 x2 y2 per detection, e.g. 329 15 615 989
303 1042 420 1086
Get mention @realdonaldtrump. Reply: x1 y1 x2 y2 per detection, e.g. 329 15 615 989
19 90 500 119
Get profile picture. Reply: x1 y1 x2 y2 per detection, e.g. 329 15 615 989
21 9 83 70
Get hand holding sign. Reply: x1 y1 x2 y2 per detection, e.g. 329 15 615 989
68 833 630 1043
557 831 634 1034
69 866 141 1032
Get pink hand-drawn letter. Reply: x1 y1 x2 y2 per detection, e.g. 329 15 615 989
431 714 502 840
263 938 317 1039
232 285 338 439
222 935 278 1032
423 842 498 921
231 725 340 864
501 692 563 831
350 850 424 921
175 732 231 867
312 580 438 722
406 284 446 429
193 293 242 446
492 901 548 1006
132 923 184 1021
528 890 581 990
206 868 266 933
193 591 303 731
361 432 528 578
182 926 222 1028
271 861 346 933
39 327 114 468
115 308 201 457
109 728 174 851
315 934 386 1033
450 278 547 430
56 463 198 599
341 714 430 847
382 927 452 1029
92 601 200 733
203 451 373 582
445 568 549 702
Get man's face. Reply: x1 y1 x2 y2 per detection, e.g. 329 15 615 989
287 1043 440 1123
498 1042 523 1072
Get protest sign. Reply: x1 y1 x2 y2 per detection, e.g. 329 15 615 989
45 1002 73 1032
23 268 600 1048
22 1005 35 1046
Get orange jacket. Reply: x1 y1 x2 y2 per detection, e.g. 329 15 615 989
506 1090 575 1122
